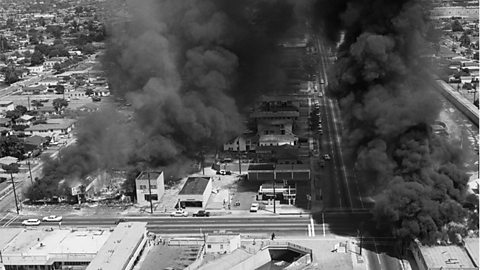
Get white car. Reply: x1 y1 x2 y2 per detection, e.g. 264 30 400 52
323 154 331 160
42 215 62 222
250 203 259 213
22 219 41 226
170 209 188 217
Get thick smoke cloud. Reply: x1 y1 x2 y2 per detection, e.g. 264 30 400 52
312 0 470 243
31 0 302 196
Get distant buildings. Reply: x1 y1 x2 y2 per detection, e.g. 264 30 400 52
135 171 165 205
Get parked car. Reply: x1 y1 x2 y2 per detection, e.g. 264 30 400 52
170 209 188 217
216 170 232 175
22 219 41 226
250 203 259 213
115 218 126 224
323 154 331 160
42 215 62 222
193 210 210 217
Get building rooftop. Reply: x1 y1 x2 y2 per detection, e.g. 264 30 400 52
420 244 476 269
0 100 13 106
136 171 162 181
464 238 479 267
25 119 76 131
86 222 147 270
179 177 211 195
2 227 111 265
248 164 275 171
206 233 240 244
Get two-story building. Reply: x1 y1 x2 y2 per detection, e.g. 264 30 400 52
135 171 165 205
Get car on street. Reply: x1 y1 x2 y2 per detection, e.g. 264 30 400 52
216 170 232 175
22 219 41 226
115 218 126 224
319 130 323 135
250 202 259 212
323 154 331 160
42 215 62 222
170 209 188 217
320 79 325 84
193 210 210 217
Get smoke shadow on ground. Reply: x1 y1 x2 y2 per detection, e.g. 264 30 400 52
310 210 406 258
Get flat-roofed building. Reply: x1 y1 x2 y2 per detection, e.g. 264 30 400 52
247 163 310 182
411 240 478 270
178 176 212 208
205 232 241 254
1 227 111 270
135 171 165 205
24 119 76 139
86 222 148 270
0 101 14 114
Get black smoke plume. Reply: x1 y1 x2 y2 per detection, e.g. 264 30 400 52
312 0 470 243
29 0 303 197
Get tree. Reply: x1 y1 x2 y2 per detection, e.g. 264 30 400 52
3 66 20 84
52 98 69 113
459 32 471 48
30 50 44 66
0 136 25 159
81 43 96 55
14 105 27 115
85 88 93 96
31 100 44 110
0 36 11 52
451 20 463 32
55 84 65 94
53 62 62 72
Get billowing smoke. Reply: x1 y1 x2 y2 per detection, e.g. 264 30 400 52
312 0 470 243
29 0 304 197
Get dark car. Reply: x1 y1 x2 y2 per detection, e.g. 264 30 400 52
193 210 210 217
115 218 126 224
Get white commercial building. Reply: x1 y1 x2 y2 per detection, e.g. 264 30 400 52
135 171 165 205
86 222 148 270
205 232 241 254
0 227 111 270
178 176 212 208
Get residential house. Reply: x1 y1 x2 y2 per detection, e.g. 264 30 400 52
36 106 57 115
43 57 67 69
0 101 14 114
26 65 44 74
22 84 48 95
15 114 35 126
135 171 165 205
23 135 47 153
37 76 59 87
24 118 76 140
92 87 110 97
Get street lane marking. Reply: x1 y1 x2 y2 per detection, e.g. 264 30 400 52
310 216 315 237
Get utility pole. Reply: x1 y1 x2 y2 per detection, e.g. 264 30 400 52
27 159 33 185
9 172 19 214
201 151 205 175
273 179 276 214
238 144 241 175
147 171 153 214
